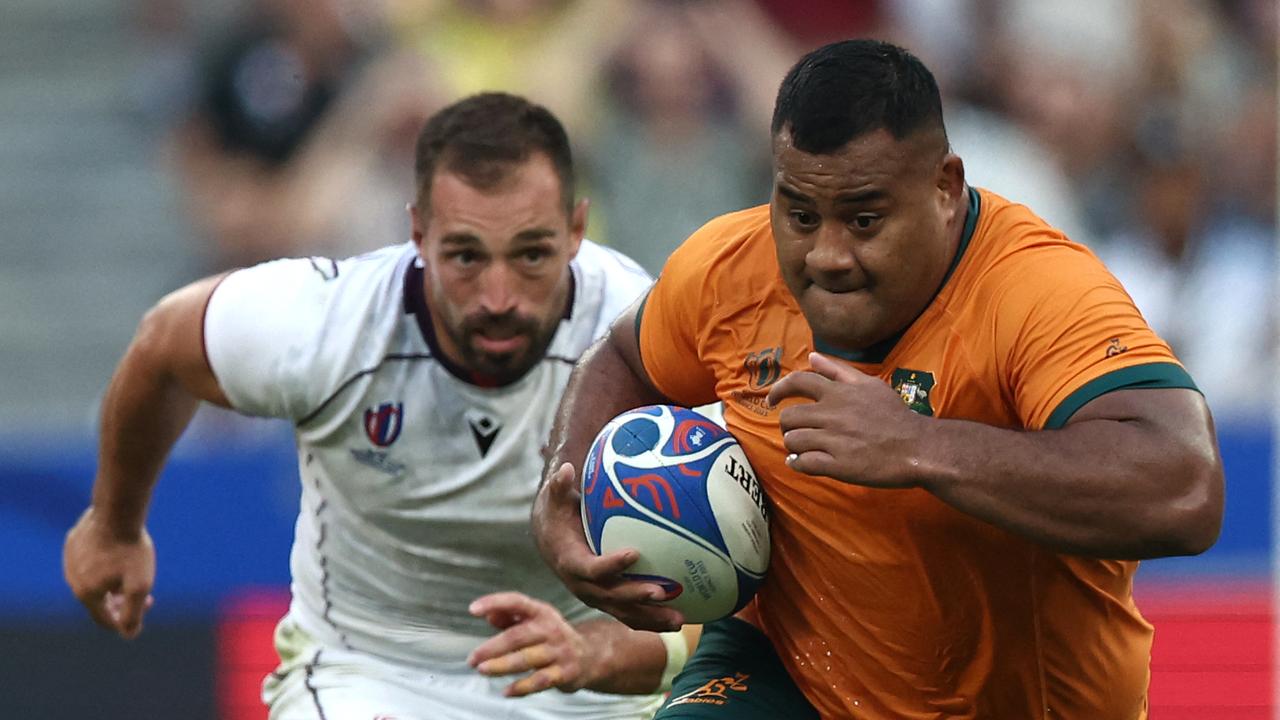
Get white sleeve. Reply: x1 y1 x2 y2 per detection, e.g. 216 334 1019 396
588 243 654 340
203 258 335 419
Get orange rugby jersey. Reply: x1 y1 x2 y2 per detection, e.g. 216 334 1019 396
637 188 1196 719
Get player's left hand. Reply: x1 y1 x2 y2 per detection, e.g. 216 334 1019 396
467 591 594 697
767 352 928 488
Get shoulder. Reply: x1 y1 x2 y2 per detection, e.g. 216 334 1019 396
571 239 653 340
964 189 1116 299
214 244 411 326
669 205 774 271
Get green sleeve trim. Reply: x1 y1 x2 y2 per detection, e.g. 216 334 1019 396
1043 362 1200 429
633 288 651 370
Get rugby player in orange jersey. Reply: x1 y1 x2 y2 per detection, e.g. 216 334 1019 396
530 39 1224 719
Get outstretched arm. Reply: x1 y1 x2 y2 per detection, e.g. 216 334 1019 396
468 591 701 696
63 275 231 638
531 297 690 632
770 353 1224 559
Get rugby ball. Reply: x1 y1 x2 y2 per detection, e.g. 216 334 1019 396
580 405 770 623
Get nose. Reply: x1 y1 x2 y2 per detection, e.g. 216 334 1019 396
806 222 858 277
477 263 518 315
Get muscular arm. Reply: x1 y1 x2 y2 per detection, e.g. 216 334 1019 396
773 354 1224 559
918 387 1223 559
63 275 231 636
540 297 668 492
93 275 232 534
531 297 692 631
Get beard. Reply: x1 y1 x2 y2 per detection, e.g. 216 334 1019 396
439 308 559 384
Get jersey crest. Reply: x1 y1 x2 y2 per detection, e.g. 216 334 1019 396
364 402 405 447
891 369 935 417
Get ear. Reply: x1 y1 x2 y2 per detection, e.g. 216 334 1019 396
937 153 966 223
567 198 588 259
408 202 426 249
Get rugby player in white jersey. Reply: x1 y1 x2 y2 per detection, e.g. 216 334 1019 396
62 93 693 719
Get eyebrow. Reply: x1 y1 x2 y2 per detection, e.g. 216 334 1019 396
440 233 482 247
835 189 889 204
777 184 812 205
513 228 557 243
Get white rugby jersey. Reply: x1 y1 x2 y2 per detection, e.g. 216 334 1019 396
204 240 652 670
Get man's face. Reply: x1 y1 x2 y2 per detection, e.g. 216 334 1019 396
770 128 965 352
411 153 585 383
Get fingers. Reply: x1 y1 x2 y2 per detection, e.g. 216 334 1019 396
781 428 828 455
569 547 639 584
767 370 829 407
475 642 554 676
599 603 685 633
785 449 840 478
547 462 579 502
469 623 548 670
808 352 865 383
505 664 565 697
470 591 541 628
113 586 153 639
80 586 119 632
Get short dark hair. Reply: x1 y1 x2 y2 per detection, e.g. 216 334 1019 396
771 39 946 155
414 92 575 212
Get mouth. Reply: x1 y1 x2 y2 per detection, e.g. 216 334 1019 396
472 332 530 355
808 281 867 295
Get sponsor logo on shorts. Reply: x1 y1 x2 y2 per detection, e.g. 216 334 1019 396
667 672 750 707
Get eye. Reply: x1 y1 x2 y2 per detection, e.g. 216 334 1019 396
790 210 819 229
515 247 552 267
851 214 880 230
449 249 482 267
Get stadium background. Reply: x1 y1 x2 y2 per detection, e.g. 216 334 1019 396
0 0 1273 717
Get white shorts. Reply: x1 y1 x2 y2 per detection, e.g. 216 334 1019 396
263 618 665 720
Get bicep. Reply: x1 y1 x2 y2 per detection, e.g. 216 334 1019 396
1066 387 1220 464
141 273 232 408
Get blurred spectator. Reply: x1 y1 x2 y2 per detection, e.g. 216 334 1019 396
886 0 1091 244
584 0 793 274
1097 0 1276 421
171 0 435 269
754 0 881 48
389 0 631 128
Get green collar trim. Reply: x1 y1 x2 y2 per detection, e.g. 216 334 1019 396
815 186 981 364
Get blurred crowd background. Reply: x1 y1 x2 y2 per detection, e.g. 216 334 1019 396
0 0 1274 717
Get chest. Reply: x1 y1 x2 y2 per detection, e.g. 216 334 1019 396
299 359 572 524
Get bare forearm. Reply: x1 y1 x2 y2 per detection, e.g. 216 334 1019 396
915 411 1222 559
93 331 200 538
92 278 228 538
576 619 667 694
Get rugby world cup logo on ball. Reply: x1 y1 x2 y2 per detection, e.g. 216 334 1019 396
581 405 770 623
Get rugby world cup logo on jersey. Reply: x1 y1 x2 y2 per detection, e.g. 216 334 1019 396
743 347 783 388
364 402 404 447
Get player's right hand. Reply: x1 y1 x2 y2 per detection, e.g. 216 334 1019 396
532 462 685 633
63 507 156 639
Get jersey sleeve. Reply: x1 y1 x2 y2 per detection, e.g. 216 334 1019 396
991 244 1199 430
636 228 722 407
581 241 654 341
203 257 337 420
